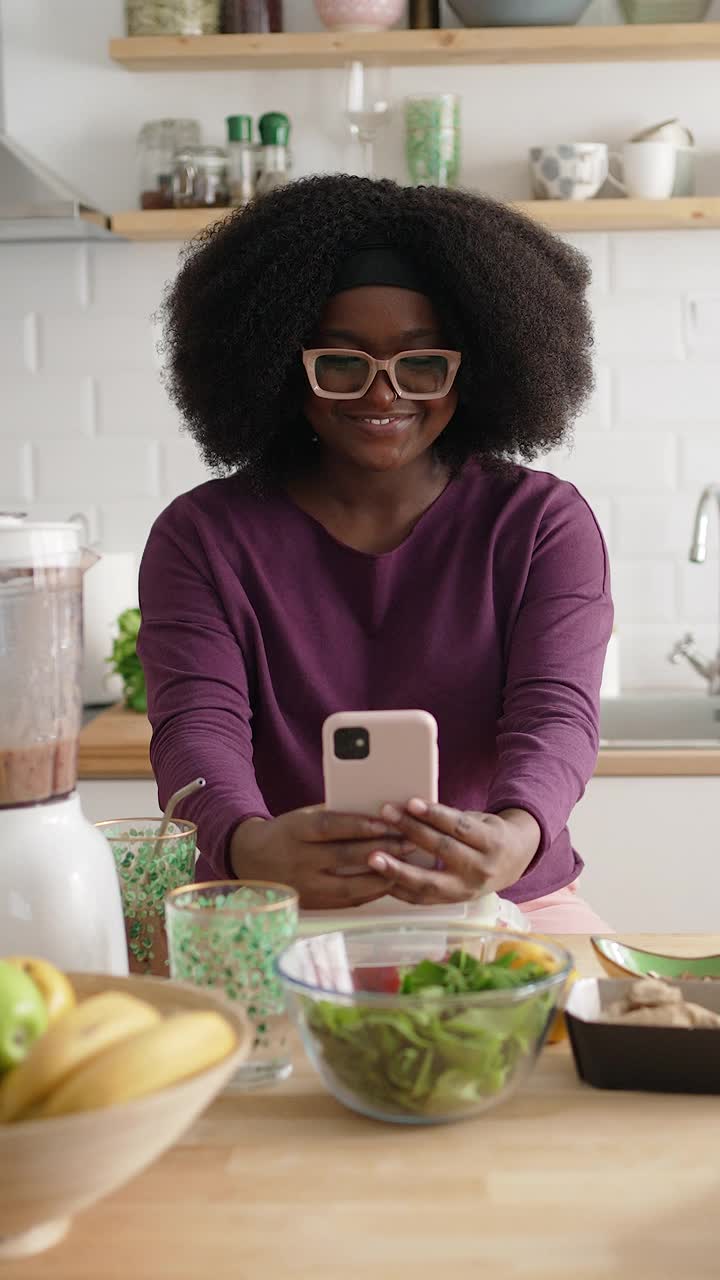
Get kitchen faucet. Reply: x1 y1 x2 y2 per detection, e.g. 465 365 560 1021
668 483 720 695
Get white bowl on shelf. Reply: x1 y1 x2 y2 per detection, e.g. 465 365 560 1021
314 0 405 32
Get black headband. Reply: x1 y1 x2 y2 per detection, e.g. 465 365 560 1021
330 243 427 296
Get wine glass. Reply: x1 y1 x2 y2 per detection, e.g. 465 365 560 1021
344 60 392 178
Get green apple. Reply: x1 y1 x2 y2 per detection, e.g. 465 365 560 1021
0 959 49 1071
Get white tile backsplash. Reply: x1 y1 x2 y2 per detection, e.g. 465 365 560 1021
89 243 183 315
611 560 678 623
4 376 94 437
100 499 168 555
615 362 720 427
38 310 158 374
614 494 717 560
33 438 161 501
612 232 720 293
95 372 180 437
161 437 211 495
542 430 676 492
1 231 719 690
680 434 720 491
618 625 719 692
0 244 89 310
0 309 35 374
0 440 32 503
592 297 684 361
676 561 720 626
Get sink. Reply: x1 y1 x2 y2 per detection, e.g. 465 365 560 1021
600 694 720 748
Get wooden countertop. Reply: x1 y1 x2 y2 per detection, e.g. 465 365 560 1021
78 704 720 780
21 934 720 1280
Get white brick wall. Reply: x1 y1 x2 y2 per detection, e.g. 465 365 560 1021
0 230 719 692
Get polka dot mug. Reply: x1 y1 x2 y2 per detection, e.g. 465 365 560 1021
529 142 608 200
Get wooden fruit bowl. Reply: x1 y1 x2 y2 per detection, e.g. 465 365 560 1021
0 972 252 1259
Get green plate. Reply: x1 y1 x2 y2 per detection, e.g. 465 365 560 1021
591 936 720 981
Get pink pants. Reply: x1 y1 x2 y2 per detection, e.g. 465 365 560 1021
517 881 613 934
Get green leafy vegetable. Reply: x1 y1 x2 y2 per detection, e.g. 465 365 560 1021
108 607 147 713
305 949 555 1119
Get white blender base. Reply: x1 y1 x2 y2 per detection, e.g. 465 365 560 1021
0 792 128 974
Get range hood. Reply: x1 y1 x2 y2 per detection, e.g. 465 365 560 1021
0 132 117 242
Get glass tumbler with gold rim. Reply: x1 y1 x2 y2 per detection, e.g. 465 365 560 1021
97 818 197 976
165 880 299 1088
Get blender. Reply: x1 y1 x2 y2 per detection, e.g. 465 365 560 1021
0 516 128 973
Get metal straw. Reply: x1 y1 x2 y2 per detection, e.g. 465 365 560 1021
154 777 206 857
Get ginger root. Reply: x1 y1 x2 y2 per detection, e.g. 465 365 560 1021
601 978 720 1029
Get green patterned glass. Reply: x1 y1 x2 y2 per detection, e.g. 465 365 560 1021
165 880 299 1088
97 818 197 976
405 94 460 188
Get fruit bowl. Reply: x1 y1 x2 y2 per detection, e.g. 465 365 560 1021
278 924 571 1126
0 972 251 1258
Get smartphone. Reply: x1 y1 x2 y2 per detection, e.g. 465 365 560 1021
322 710 439 872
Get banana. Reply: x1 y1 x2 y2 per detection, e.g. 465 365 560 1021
4 956 76 1026
38 1011 237 1118
0 991 160 1123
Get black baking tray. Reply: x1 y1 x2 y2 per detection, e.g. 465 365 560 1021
565 978 720 1095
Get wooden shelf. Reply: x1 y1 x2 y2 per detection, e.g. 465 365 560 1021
518 196 720 232
109 23 720 71
112 208 232 240
111 198 720 241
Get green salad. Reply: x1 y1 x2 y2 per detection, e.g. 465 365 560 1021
305 949 556 1118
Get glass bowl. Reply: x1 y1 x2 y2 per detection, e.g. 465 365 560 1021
278 924 572 1126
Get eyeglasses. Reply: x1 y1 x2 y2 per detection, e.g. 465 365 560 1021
302 348 462 401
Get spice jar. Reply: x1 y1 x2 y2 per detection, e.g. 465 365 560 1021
256 112 291 197
137 119 202 210
221 0 282 31
226 115 256 207
172 145 231 208
126 0 220 35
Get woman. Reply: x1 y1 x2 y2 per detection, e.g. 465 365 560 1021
138 175 613 932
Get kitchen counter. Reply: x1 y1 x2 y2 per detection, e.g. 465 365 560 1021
78 704 720 780
20 934 720 1280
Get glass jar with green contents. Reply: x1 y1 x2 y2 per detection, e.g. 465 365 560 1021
126 0 220 35
405 94 461 189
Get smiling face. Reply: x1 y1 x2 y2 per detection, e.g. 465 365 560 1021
303 285 459 474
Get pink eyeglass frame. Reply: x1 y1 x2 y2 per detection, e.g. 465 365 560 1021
302 347 462 400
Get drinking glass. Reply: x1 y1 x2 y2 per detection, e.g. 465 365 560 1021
405 94 461 188
97 818 197 976
344 60 392 178
165 880 299 1088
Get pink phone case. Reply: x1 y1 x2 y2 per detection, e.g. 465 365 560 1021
322 710 439 873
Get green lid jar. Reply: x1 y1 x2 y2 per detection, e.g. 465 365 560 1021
258 112 291 146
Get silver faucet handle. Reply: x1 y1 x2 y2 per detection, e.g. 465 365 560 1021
668 632 697 665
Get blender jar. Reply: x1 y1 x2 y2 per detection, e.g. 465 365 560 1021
0 517 91 807
0 516 128 973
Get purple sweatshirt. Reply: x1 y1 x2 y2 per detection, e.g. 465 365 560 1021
137 461 612 901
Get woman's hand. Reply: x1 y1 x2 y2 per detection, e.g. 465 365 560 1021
230 808 413 910
368 800 541 906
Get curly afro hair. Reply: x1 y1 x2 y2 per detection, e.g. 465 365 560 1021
161 176 593 489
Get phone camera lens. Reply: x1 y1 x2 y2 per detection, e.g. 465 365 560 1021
334 727 370 760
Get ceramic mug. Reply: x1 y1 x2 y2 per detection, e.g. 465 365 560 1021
630 119 695 196
529 143 608 200
608 140 677 199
